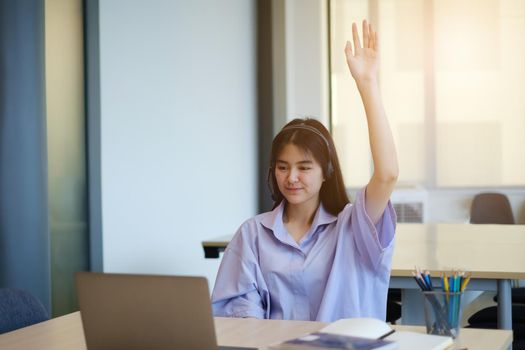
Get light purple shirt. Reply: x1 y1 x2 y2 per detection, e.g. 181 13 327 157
211 187 396 322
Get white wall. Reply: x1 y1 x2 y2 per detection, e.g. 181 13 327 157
99 0 257 289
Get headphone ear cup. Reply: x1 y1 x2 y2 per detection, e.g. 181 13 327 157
327 162 334 179
267 166 277 201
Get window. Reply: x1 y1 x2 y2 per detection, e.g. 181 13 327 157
330 0 525 188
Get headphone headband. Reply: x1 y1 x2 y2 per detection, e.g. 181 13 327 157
280 124 331 150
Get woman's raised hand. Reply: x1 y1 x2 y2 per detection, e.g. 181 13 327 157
344 20 379 84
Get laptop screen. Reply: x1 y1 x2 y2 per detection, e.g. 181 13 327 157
76 272 255 350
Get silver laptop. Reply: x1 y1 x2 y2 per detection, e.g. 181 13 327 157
76 272 256 350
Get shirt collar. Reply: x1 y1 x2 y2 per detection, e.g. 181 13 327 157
260 201 286 235
261 201 338 238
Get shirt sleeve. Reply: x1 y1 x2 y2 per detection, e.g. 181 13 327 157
348 186 397 271
211 224 268 319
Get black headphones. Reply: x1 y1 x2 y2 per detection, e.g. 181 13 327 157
267 123 335 201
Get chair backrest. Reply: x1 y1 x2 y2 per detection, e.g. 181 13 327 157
470 192 515 224
0 288 49 334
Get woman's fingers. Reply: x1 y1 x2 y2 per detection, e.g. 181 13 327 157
368 23 374 49
362 20 369 48
352 22 361 52
351 20 378 54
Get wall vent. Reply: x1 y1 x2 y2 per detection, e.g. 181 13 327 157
391 186 427 223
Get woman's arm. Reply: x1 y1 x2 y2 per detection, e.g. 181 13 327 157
345 20 399 225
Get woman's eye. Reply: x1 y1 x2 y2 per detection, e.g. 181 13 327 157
277 166 287 171
299 167 311 171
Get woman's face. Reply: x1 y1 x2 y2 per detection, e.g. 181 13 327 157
275 143 324 207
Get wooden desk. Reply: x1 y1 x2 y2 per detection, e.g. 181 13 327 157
0 311 513 350
202 223 525 331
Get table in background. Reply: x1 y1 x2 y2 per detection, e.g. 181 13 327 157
0 311 513 350
203 223 525 331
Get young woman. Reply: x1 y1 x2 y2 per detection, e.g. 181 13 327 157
212 20 398 322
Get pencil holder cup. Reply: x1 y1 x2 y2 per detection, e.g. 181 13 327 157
422 290 463 339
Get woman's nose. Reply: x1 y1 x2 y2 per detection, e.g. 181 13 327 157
287 168 299 182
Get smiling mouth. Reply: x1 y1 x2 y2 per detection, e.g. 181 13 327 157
285 187 302 191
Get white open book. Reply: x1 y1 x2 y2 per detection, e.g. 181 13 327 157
271 318 453 350
320 318 454 350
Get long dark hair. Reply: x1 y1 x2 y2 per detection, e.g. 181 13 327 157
268 118 349 216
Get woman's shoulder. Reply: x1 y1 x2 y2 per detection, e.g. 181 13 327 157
336 187 371 218
229 209 274 248
336 201 354 220
240 203 281 231
236 210 272 231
